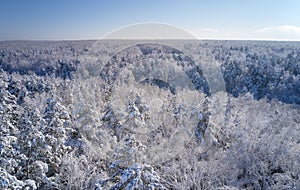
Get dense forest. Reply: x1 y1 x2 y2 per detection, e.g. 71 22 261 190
0 40 299 189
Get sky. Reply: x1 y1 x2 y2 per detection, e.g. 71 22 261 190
0 0 300 41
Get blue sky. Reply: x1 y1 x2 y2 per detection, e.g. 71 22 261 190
0 0 300 40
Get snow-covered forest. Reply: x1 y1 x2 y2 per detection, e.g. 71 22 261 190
0 40 299 189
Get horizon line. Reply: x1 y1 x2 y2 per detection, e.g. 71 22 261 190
1 38 300 42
